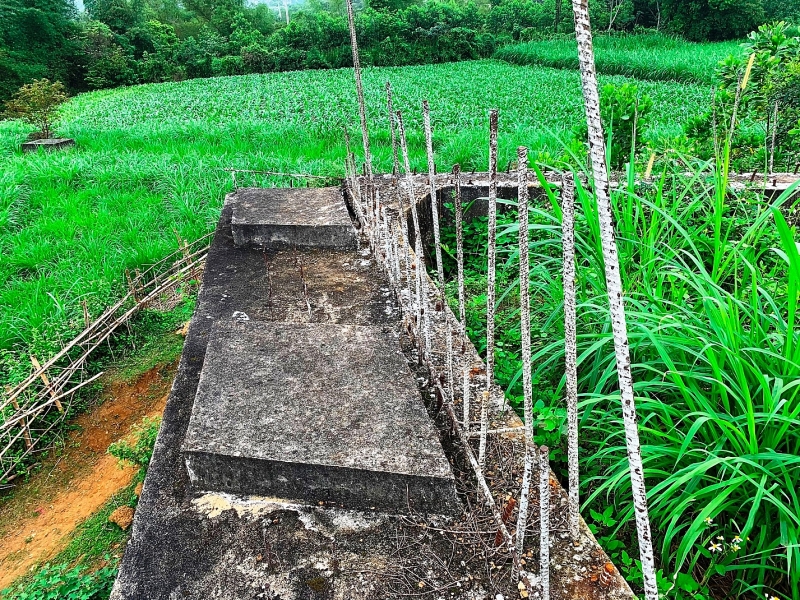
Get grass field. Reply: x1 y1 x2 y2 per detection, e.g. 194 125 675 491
0 59 712 382
495 33 739 83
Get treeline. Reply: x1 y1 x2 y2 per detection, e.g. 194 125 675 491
1 0 799 102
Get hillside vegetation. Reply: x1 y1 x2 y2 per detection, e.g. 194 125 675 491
495 33 740 83
0 59 711 384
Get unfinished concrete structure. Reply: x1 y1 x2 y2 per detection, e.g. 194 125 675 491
111 176 635 600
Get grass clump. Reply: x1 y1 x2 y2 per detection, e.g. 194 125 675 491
495 33 740 84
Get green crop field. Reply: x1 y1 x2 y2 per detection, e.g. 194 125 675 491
495 33 740 84
0 59 711 377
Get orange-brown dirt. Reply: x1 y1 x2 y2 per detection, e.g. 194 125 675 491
0 360 178 589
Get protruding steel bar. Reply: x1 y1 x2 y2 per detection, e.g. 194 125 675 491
486 110 499 392
540 444 550 600
562 172 580 539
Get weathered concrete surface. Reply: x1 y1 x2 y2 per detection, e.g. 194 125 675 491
231 187 357 249
21 138 75 152
113 185 636 600
183 320 459 513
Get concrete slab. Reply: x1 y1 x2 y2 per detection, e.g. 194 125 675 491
183 319 459 514
231 187 357 249
21 138 75 152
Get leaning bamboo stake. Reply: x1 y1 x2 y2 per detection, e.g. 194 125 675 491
540 445 551 600
571 2 658 597
10 399 32 449
562 172 580 539
442 399 517 563
30 356 63 413
462 367 471 430
486 110 499 392
478 390 489 468
386 82 400 177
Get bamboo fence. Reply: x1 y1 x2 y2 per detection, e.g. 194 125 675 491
0 232 212 487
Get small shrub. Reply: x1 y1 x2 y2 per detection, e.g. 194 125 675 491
0 563 116 600
2 79 68 139
108 416 161 470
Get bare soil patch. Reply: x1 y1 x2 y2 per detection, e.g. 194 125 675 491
0 360 177 589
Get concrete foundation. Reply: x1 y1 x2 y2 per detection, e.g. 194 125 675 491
21 138 75 152
183 320 459 514
231 187 357 249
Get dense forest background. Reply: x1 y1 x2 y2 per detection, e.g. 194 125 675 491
1 0 799 103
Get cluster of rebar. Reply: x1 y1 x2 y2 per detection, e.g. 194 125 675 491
342 1 661 596
342 72 587 594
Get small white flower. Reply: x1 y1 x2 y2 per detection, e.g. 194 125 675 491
709 542 722 553
703 517 713 525
732 535 742 543
716 535 725 540
731 544 741 552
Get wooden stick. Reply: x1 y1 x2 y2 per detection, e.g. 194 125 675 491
30 355 63 413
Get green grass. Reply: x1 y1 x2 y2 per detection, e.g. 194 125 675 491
495 33 740 84
0 60 712 387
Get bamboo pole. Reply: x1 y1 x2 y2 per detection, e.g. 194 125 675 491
570 2 658 597
423 100 444 289
454 165 466 331
514 147 535 578
562 172 580 539
30 355 63 413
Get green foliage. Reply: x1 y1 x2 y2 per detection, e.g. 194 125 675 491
659 0 765 41
495 33 739 84
687 21 800 169
0 564 116 600
2 79 68 138
109 415 161 469
573 82 653 168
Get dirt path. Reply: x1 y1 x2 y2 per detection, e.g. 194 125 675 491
0 360 177 589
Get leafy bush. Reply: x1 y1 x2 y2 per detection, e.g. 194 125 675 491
2 79 68 138
109 415 161 470
0 563 116 600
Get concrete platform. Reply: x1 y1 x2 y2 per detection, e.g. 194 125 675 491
183 320 459 514
231 187 357 249
21 138 75 152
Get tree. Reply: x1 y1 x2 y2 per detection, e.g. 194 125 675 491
660 0 765 40
0 0 83 102
3 78 68 138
